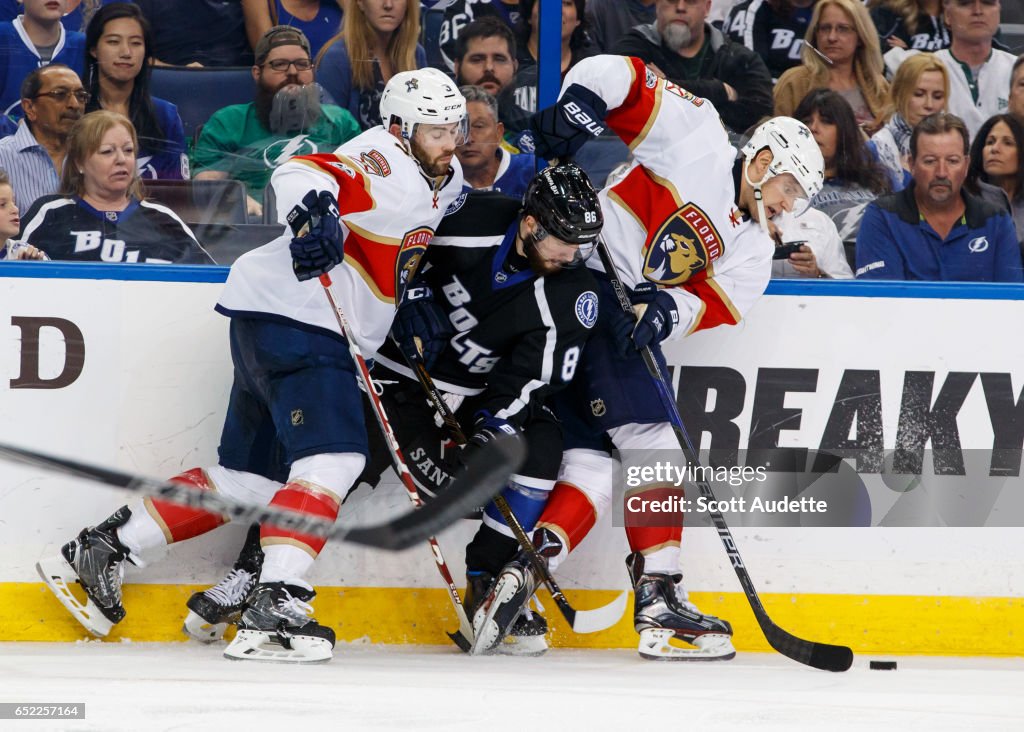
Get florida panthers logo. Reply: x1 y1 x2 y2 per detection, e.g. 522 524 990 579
643 203 723 285
395 227 432 303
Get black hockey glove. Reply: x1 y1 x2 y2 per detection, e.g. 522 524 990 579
528 83 608 161
391 284 454 370
458 410 523 467
288 189 343 282
611 282 680 356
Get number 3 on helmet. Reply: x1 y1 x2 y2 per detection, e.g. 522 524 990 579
379 68 468 145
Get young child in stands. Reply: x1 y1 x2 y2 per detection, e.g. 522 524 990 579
0 170 47 260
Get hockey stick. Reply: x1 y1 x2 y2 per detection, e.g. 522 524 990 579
596 239 854 672
0 438 522 552
318 274 484 650
400 343 628 633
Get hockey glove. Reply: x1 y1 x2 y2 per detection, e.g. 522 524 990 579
288 190 343 282
458 410 522 467
528 83 608 161
612 282 680 355
391 284 454 370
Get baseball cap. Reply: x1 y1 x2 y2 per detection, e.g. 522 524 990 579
254 26 312 65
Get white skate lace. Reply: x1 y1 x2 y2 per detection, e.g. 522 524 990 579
673 582 701 616
204 569 256 607
276 591 315 622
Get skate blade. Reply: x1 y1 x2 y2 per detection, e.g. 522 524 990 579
469 571 523 656
224 628 333 664
182 610 228 643
35 556 114 637
637 628 736 661
494 633 548 657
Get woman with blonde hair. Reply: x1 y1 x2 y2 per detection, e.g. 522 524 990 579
18 110 212 263
869 52 948 189
774 0 890 132
316 0 425 130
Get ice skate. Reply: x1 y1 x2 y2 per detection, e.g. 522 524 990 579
35 506 138 637
224 581 335 663
627 552 735 661
183 524 263 642
469 528 563 656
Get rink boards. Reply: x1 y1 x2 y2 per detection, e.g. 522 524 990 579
1 265 1022 655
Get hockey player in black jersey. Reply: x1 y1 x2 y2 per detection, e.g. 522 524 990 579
185 163 604 655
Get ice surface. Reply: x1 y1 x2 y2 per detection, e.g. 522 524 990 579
1 643 1021 732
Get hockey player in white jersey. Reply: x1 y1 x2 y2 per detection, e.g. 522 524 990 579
35 68 468 664
471 54 825 659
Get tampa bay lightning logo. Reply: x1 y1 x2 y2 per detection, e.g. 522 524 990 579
575 291 599 329
444 192 468 216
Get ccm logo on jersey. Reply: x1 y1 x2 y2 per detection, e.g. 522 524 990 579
644 203 723 285
969 236 989 253
562 102 605 136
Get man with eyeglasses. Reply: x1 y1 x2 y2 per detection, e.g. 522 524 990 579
0 64 85 214
856 112 1021 281
192 26 361 218
0 0 86 120
887 0 1014 142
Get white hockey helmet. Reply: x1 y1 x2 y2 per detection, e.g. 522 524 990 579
379 68 467 141
741 117 819 232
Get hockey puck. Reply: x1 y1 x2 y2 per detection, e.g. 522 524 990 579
869 660 897 670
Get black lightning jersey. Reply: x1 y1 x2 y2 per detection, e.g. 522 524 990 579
375 191 599 428
19 195 214 264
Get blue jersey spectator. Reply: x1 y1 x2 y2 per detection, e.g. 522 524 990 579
457 84 537 199
316 0 424 129
0 0 86 118
242 0 343 60
83 4 188 180
856 113 1023 282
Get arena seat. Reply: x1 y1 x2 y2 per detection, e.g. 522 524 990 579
150 66 256 143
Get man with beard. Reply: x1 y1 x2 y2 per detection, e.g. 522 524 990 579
181 164 603 658
0 64 85 214
192 25 360 218
856 112 1021 281
611 0 772 136
453 16 519 99
37 67 469 664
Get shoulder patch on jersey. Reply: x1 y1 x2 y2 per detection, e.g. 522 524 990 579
644 202 724 285
575 291 599 329
663 81 704 107
445 192 468 216
359 149 392 177
326 160 358 179
645 69 658 89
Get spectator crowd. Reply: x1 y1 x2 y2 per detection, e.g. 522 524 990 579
0 0 1021 282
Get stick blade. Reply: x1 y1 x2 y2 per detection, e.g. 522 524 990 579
567 590 629 634
763 623 854 672
346 435 526 550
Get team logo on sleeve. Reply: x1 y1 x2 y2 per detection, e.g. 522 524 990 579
575 291 599 328
643 203 723 285
359 150 392 177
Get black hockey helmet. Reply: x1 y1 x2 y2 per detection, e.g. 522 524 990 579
522 162 603 249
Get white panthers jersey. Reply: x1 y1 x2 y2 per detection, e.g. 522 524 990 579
566 55 774 338
216 127 464 352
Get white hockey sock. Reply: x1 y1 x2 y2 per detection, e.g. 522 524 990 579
260 543 315 584
642 546 681 575
116 500 168 556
